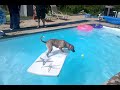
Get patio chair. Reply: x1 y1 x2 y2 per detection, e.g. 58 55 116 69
50 5 69 20
45 11 55 21
98 5 116 21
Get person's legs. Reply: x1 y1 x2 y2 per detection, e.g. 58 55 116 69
8 6 13 29
8 5 20 30
36 10 41 28
13 6 20 29
13 13 20 29
41 11 46 27
37 18 40 28
41 19 46 27
10 14 13 29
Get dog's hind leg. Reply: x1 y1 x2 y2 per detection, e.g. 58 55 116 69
59 47 64 52
46 44 53 57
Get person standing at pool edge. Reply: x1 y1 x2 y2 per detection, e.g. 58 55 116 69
7 5 21 30
34 5 47 28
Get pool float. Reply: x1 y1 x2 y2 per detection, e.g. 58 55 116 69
77 24 93 32
90 24 103 29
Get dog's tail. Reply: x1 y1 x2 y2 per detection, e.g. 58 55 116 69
40 36 47 43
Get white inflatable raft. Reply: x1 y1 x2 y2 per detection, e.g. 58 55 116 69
27 46 69 76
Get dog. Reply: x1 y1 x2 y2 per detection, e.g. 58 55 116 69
40 36 75 57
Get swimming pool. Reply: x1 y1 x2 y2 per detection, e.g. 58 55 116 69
0 26 120 85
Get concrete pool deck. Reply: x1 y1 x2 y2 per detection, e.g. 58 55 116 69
0 15 119 38
0 14 120 85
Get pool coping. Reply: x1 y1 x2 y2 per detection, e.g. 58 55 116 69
1 24 120 40
0 25 77 40
1 15 120 40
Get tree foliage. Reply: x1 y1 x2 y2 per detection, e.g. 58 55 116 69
57 5 120 16
1 5 120 16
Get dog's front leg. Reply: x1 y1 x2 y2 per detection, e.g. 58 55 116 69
46 51 50 57
46 44 53 57
46 48 52 57
59 47 64 52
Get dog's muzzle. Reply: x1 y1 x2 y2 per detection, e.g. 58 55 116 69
72 49 75 52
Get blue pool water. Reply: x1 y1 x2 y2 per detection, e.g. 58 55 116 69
0 27 120 85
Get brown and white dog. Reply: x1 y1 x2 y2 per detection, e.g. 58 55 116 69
40 36 75 57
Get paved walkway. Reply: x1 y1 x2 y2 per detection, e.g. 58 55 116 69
0 15 118 38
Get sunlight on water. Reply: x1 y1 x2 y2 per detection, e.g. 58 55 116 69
0 27 120 85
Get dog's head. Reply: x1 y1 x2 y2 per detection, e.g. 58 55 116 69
68 45 75 52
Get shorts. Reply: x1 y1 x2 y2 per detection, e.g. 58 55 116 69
36 9 46 19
